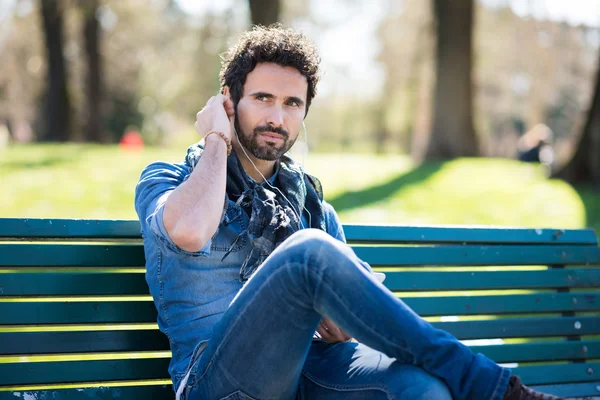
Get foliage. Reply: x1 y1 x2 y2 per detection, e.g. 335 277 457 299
1 1 598 155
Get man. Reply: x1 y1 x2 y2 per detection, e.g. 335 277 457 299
135 25 560 400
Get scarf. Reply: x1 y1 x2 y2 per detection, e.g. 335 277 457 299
184 141 326 283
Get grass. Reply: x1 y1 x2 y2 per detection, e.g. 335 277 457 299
0 143 598 233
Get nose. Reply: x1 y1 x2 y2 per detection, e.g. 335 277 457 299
266 105 284 127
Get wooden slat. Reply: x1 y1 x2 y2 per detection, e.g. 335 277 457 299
0 386 174 400
471 340 600 363
432 316 600 340
3 293 598 325
0 244 144 267
2 269 599 297
344 224 600 245
0 330 169 355
2 219 597 246
0 273 149 296
405 293 600 316
3 243 599 267
0 338 595 366
531 381 600 398
383 269 600 291
0 219 141 239
0 382 595 399
0 359 598 388
0 359 170 386
354 245 600 266
0 383 594 399
0 301 157 324
3 316 599 356
514 362 600 385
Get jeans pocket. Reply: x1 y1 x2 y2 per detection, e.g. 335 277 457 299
218 390 257 400
185 340 209 387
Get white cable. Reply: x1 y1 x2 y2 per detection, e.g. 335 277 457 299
301 121 312 228
233 125 307 230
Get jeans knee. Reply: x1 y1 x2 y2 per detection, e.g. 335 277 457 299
385 365 452 400
276 228 362 282
283 229 344 261
287 228 334 247
413 378 452 400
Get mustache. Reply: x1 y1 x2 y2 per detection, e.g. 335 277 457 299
254 125 289 139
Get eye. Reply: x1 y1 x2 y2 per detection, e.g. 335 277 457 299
256 95 269 102
287 100 301 107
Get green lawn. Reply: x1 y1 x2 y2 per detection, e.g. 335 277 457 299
1 143 598 233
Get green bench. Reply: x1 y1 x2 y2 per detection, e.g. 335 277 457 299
1 218 599 399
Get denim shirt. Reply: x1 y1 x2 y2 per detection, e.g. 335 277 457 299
134 160 346 388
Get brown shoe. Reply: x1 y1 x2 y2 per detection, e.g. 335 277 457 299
502 375 562 400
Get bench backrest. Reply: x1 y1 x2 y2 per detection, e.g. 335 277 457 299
1 219 599 399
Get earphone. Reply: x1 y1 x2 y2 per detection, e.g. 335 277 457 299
233 120 312 230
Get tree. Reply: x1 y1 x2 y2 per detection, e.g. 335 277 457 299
421 0 478 160
80 0 106 142
248 0 280 26
554 57 600 186
39 0 71 141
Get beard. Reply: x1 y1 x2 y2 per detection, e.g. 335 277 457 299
234 116 297 161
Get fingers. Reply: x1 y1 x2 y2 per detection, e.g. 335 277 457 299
224 96 235 119
197 94 231 121
316 324 334 342
206 94 223 106
318 318 352 343
321 319 341 336
201 94 225 111
195 94 233 139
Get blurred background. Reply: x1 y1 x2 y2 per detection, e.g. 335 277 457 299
0 0 599 233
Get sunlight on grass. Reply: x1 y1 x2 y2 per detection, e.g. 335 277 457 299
1 144 596 235
333 158 588 229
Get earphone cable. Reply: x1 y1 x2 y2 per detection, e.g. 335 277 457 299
233 125 307 230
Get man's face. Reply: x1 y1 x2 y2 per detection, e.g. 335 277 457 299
234 62 307 161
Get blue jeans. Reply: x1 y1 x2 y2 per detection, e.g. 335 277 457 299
181 229 510 400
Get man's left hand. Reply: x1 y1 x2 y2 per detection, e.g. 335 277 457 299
317 317 353 343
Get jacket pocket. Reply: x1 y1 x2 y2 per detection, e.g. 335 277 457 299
210 204 248 254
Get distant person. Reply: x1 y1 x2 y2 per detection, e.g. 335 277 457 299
518 124 554 166
135 25 560 400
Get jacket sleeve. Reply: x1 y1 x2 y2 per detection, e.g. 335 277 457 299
134 161 212 256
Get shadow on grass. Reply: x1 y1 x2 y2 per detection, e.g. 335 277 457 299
1 150 84 169
4 158 71 169
328 161 444 213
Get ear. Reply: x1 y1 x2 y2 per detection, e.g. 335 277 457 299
222 86 231 97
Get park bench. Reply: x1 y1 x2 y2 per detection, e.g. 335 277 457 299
0 218 599 399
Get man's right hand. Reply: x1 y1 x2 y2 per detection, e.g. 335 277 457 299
194 94 235 140
164 93 233 253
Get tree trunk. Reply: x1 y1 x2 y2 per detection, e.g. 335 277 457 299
422 0 478 160
39 0 71 141
554 57 600 186
248 0 280 26
81 0 105 142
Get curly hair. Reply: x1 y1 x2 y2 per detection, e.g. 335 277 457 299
219 24 321 115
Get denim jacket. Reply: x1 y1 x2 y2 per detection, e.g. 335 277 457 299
134 160 345 389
